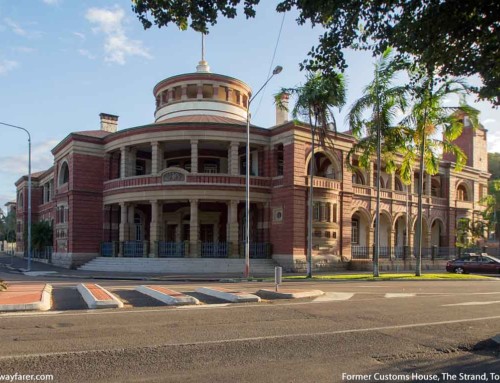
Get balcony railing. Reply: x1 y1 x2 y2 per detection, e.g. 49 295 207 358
103 174 271 191
200 242 231 258
353 185 371 196
305 176 341 190
157 241 186 257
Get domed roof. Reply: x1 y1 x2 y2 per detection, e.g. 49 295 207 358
153 60 252 124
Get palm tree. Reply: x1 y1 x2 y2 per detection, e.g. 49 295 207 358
275 72 346 277
399 73 478 276
347 48 409 277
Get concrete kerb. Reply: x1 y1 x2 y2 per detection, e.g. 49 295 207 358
0 284 52 312
77 283 124 309
136 285 199 306
196 286 261 303
256 289 324 299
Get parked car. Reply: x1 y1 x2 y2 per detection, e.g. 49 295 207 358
446 254 500 274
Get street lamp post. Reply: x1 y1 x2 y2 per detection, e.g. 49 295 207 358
0 122 32 271
244 65 283 278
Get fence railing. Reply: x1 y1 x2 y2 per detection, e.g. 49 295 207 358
100 242 119 257
200 242 230 258
351 246 457 260
122 241 148 257
239 242 273 259
31 246 53 261
157 241 186 258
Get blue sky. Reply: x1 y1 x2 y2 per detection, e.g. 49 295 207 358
0 0 498 210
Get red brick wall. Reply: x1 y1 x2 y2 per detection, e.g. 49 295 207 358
68 153 105 253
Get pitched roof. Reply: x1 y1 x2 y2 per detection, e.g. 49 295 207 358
73 130 112 138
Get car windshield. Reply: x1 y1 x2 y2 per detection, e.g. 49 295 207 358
484 255 500 263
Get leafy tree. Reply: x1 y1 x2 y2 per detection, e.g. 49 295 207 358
346 48 409 277
399 73 478 275
456 196 495 249
275 71 346 277
31 221 53 252
131 0 499 105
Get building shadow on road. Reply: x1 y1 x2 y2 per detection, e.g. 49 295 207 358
110 289 169 308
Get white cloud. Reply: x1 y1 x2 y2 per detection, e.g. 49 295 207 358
78 49 96 60
73 31 86 40
0 59 18 75
3 18 42 39
12 46 36 53
85 7 152 65
42 0 60 4
0 139 58 176
482 118 496 126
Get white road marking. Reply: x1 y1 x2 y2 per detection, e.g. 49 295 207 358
385 293 416 298
1 314 500 361
443 301 500 307
313 292 355 302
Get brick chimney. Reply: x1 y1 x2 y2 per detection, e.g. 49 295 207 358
100 113 118 133
275 93 289 126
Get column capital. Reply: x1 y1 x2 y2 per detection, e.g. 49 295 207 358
189 199 199 204
149 199 159 204
190 139 199 145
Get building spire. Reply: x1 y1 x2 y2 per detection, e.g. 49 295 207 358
196 33 210 73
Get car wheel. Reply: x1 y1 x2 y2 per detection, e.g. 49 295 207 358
454 267 465 274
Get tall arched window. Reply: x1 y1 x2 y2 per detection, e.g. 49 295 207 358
457 184 469 201
352 170 365 185
59 162 69 186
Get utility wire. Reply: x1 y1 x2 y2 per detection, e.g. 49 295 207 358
252 12 286 119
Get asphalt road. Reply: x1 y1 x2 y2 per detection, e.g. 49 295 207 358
0 276 499 383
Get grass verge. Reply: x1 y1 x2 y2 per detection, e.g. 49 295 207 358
283 273 493 281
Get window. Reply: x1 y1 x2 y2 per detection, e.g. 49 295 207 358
276 144 284 176
351 219 359 244
136 159 146 176
59 162 69 185
332 204 337 223
457 184 469 201
352 171 364 185
313 202 320 222
325 231 331 238
204 164 218 173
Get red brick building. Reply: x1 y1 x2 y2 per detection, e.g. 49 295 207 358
14 62 490 271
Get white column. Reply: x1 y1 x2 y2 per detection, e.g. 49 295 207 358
118 203 128 256
191 139 198 173
229 141 239 175
227 200 239 258
151 141 159 174
128 204 135 240
149 200 159 257
189 199 199 257
120 147 127 178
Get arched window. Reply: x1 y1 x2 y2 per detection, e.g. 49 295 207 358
59 162 69 186
457 184 469 201
352 170 365 185
395 178 404 191
18 191 23 208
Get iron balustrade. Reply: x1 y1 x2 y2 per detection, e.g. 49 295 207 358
122 241 148 257
157 241 186 257
238 242 272 259
200 242 230 258
31 246 53 262
100 242 118 257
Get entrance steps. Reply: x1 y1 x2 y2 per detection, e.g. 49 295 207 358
78 257 277 275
